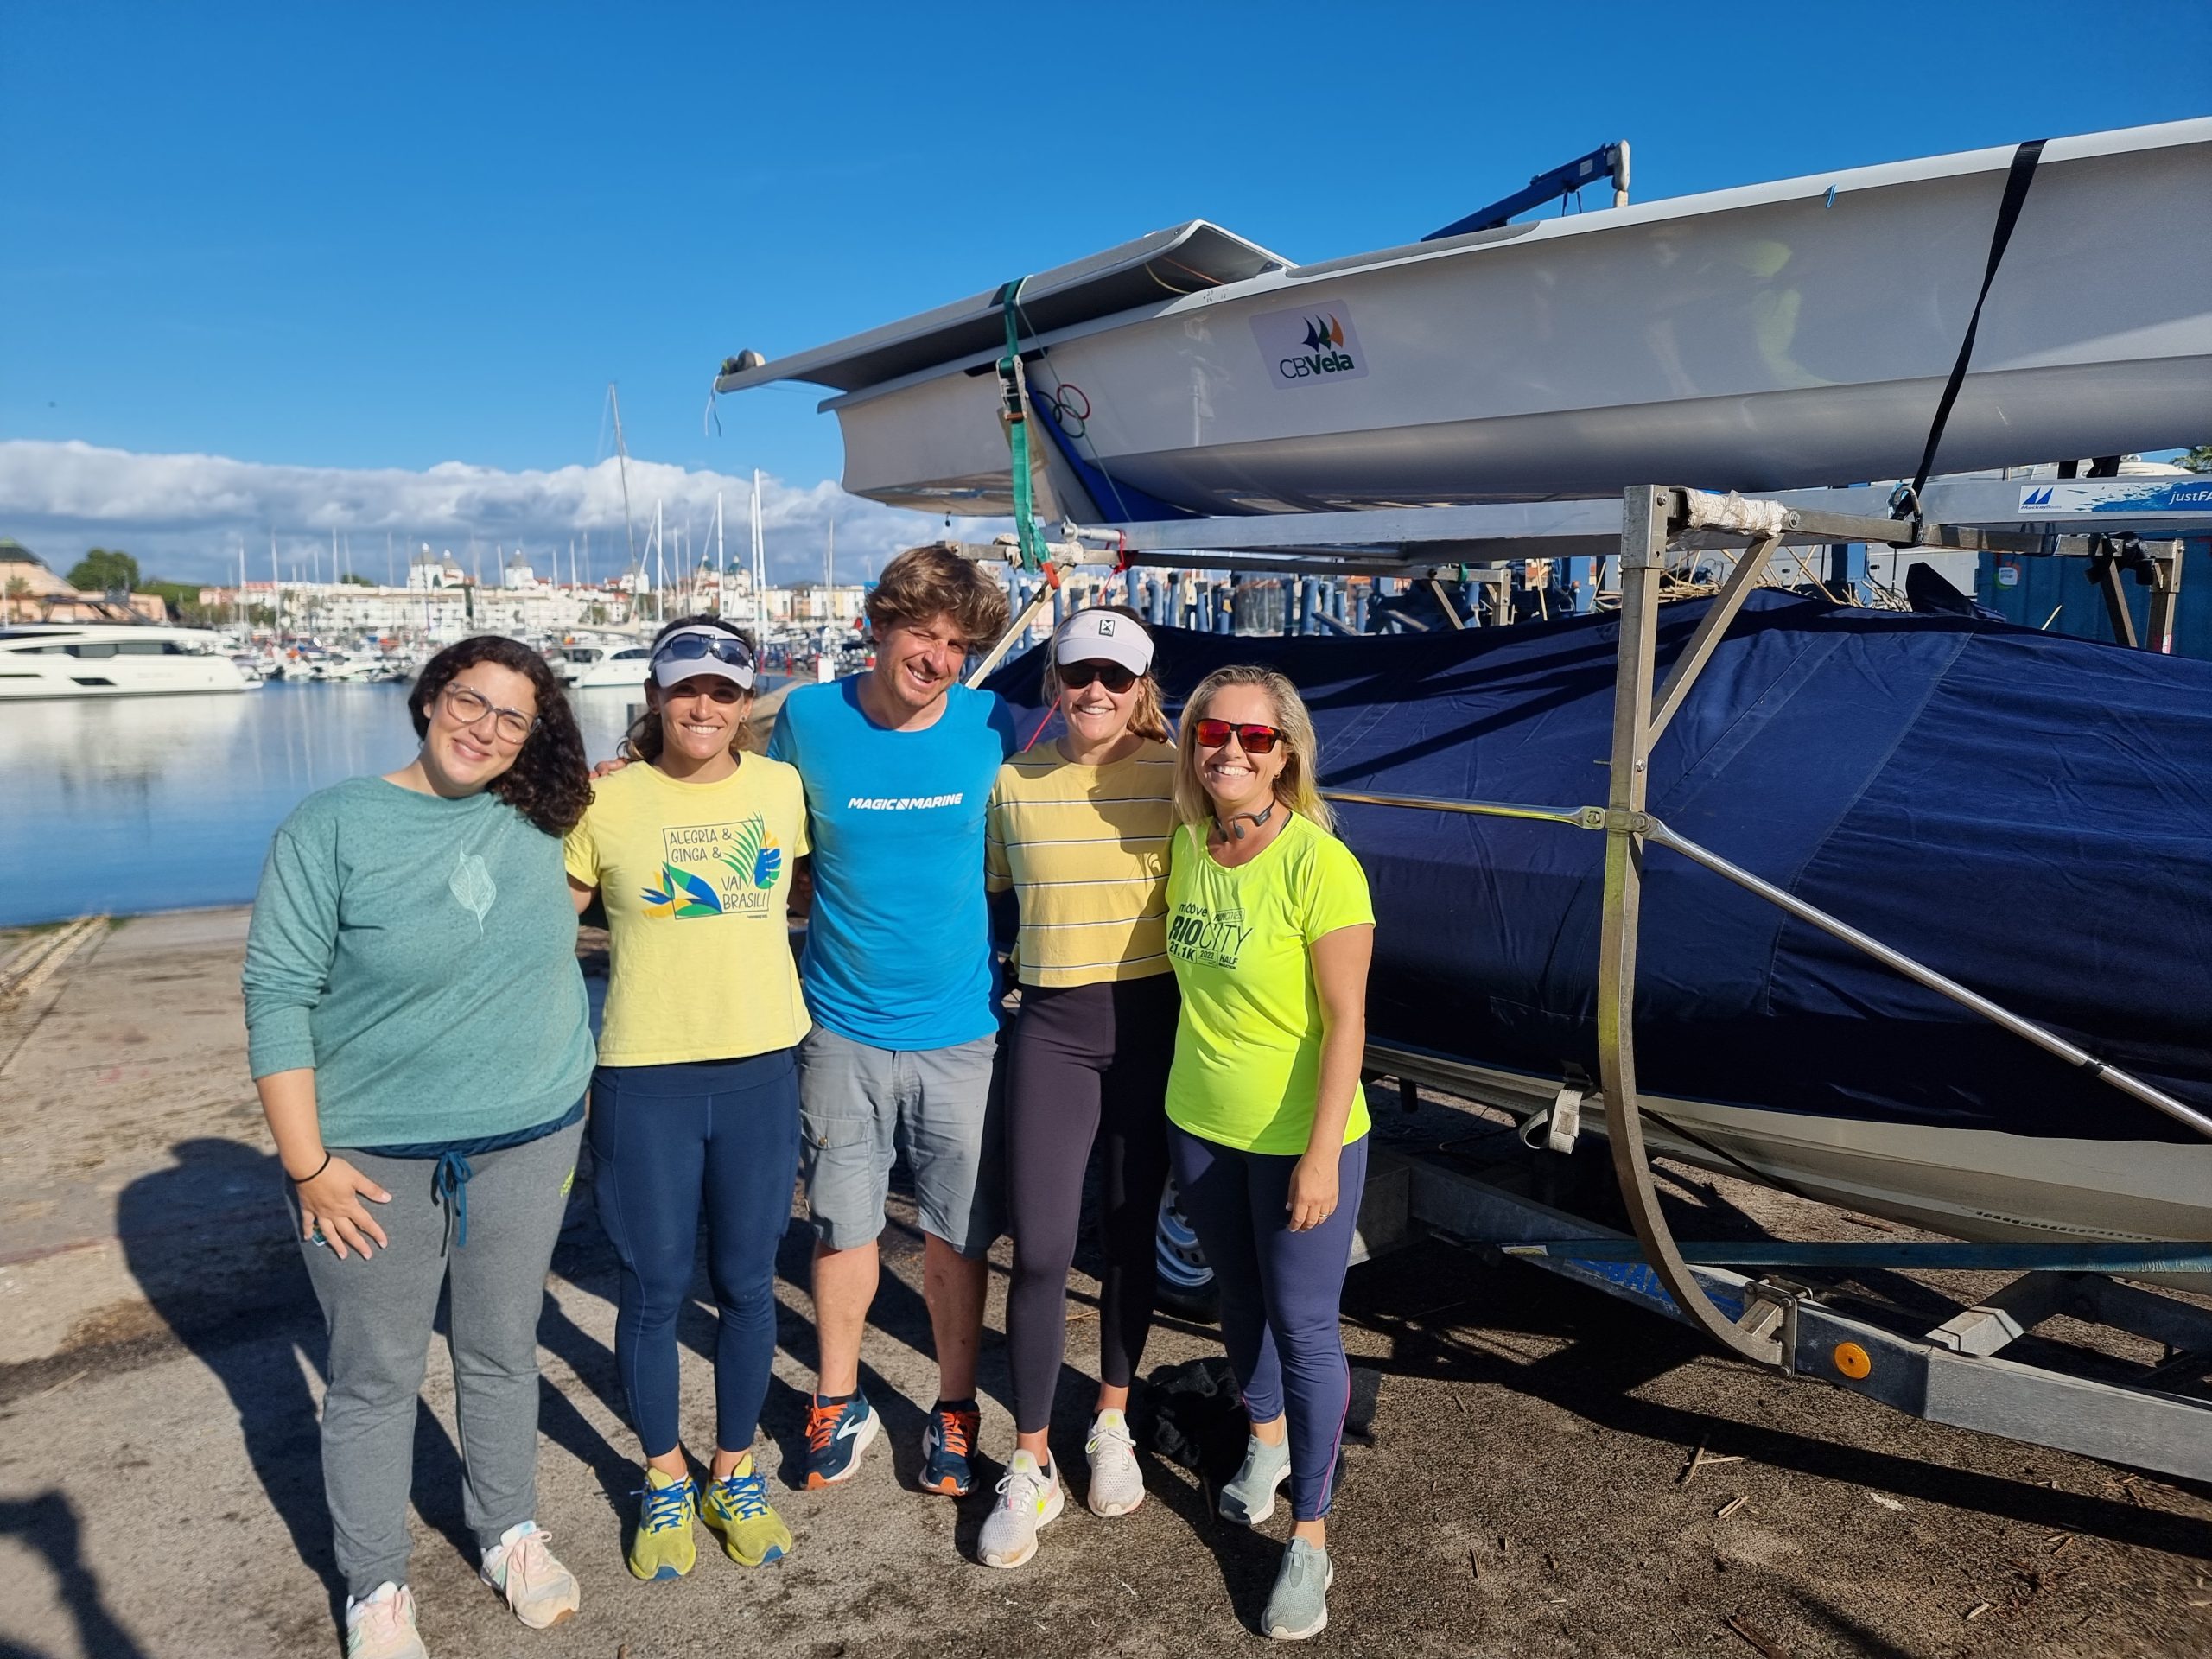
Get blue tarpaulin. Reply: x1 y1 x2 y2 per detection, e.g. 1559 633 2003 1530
984 593 2212 1145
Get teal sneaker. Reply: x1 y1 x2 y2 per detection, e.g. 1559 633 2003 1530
700 1456 792 1567
1219 1433 1292 1526
1262 1538 1333 1641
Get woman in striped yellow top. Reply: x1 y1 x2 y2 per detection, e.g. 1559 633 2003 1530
977 605 1178 1569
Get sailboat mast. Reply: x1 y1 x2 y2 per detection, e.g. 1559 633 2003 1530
715 493 726 617
608 383 639 570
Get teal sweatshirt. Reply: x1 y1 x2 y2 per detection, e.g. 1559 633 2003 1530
244 777 595 1147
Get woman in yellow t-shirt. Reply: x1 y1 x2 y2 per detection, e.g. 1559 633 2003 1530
976 606 1179 1571
1163 664 1374 1643
563 615 810 1582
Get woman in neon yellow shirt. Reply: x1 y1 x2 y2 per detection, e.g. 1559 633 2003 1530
564 615 810 1584
1163 664 1374 1643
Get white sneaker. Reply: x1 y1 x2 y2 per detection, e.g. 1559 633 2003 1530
977 1450 1065 1569
479 1521 580 1630
1084 1408 1146 1517
346 1582 428 1659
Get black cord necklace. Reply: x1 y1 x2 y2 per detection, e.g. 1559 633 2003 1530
1212 804 1274 842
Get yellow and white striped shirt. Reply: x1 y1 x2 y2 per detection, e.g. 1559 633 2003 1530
984 740 1177 988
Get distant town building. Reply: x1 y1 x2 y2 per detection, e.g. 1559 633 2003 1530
502 550 537 590
0 538 165 623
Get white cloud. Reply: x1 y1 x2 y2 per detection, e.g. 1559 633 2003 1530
0 438 957 587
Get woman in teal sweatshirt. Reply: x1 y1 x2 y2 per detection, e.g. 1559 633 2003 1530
244 636 596 1659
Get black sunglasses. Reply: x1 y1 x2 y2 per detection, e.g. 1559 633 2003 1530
652 632 753 670
1058 660 1138 693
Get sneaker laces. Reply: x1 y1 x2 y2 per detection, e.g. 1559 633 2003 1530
933 1408 977 1460
1087 1414 1136 1459
994 1459 1049 1511
634 1478 692 1534
806 1401 845 1453
351 1586 410 1639
709 1469 772 1522
493 1525 557 1592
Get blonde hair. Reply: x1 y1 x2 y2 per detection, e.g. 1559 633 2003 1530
1039 603 1172 744
1173 664 1335 833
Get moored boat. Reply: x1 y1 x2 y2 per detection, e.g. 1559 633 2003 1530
0 624 255 700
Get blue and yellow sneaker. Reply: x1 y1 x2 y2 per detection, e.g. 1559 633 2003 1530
804 1391 880 1490
919 1398 981 1497
627 1467 697 1581
700 1454 793 1566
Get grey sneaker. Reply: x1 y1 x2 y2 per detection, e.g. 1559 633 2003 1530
1262 1538 1333 1641
977 1450 1065 1569
1084 1408 1145 1517
1218 1433 1291 1526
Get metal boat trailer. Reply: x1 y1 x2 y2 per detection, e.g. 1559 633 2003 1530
966 472 2212 1484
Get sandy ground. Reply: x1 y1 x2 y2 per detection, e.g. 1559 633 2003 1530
1 910 2209 1659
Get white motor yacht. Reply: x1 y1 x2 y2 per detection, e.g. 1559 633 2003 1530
567 644 655 690
0 624 254 700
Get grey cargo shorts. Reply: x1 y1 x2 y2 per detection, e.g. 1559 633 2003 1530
796 1024 1002 1257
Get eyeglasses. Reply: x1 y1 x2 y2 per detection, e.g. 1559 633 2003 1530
1192 718 1283 755
652 631 753 670
440 683 539 745
1058 660 1137 694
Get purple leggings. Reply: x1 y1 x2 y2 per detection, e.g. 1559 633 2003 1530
1167 1125 1369 1522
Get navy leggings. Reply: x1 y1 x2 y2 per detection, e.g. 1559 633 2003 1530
1167 1125 1369 1522
589 1052 799 1458
1003 976 1177 1435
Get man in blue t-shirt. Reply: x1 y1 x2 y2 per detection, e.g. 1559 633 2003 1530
767 543 1019 1500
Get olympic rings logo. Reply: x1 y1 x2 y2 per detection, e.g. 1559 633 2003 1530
1043 382 1091 439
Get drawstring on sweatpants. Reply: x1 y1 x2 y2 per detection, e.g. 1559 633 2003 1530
432 1150 474 1251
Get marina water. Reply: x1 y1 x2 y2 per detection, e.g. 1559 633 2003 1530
0 681 752 927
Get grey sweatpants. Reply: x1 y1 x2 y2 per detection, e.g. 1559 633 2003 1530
290 1121 582 1599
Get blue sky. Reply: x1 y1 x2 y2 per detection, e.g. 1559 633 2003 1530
1 2 2203 580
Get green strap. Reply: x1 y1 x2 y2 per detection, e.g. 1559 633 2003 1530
997 279 1046 574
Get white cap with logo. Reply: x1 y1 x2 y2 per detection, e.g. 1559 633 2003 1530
1053 609 1154 677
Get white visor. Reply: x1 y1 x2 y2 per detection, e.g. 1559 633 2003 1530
1053 609 1154 677
649 626 756 691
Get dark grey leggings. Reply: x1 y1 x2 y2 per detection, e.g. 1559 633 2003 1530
1003 975 1178 1435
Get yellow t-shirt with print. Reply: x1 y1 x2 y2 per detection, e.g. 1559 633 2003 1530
563 756 811 1066
1164 813 1373 1154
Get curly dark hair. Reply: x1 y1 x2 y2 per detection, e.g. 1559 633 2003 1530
409 636 592 835
618 613 759 766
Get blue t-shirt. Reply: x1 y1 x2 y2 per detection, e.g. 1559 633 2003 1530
768 677 1020 1048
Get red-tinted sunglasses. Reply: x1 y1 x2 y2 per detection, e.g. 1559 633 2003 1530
1192 718 1283 754
1058 660 1138 693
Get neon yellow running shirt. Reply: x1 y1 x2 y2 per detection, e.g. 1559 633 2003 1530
1163 813 1373 1154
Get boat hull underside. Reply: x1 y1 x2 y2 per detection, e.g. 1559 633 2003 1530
1375 1046 2212 1249
840 357 2212 515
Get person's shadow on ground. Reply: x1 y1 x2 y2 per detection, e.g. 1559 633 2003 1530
114 1138 475 1593
0 1491 150 1659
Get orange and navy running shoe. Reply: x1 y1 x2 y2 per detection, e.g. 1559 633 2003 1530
804 1391 880 1490
919 1399 981 1497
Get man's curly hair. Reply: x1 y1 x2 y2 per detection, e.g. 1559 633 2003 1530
408 636 591 836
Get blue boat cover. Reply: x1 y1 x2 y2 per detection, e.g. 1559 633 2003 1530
984 593 2212 1145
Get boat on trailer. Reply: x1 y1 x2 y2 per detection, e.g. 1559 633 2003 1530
716 118 2212 518
983 594 2212 1249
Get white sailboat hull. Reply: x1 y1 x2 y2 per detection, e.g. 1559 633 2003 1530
1373 1046 2212 1248
811 120 2212 516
